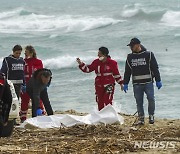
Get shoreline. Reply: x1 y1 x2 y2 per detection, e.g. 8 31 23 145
55 109 180 120
0 109 179 153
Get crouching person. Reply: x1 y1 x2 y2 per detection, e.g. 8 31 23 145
26 68 53 117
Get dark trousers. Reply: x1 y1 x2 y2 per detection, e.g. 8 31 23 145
13 84 21 99
0 81 12 123
28 88 53 117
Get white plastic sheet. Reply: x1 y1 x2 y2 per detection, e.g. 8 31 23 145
20 104 124 129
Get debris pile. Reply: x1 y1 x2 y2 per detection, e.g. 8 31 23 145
0 111 179 154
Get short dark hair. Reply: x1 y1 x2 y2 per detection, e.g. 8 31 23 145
12 45 22 52
34 68 52 79
41 69 52 78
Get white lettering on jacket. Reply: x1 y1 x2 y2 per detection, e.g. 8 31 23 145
131 58 146 67
12 63 24 70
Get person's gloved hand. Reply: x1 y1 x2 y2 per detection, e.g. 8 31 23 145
123 84 128 93
21 84 26 93
36 108 43 116
156 81 162 89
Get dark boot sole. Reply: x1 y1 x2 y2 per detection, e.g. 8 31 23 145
149 121 154 124
0 119 15 137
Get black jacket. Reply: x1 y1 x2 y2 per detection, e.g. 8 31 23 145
124 49 161 85
26 68 53 117
0 73 12 123
1 55 25 84
26 69 49 107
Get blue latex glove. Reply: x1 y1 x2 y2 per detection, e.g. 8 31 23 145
21 85 26 93
156 81 162 89
123 84 128 93
36 108 43 116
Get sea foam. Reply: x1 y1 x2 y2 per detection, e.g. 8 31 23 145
161 11 180 27
0 8 122 34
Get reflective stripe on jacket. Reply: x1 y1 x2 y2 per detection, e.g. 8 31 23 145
124 50 161 84
79 58 123 86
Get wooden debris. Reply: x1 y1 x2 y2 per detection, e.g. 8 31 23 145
0 111 179 153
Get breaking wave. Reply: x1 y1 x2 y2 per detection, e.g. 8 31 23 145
161 11 180 27
0 8 123 34
43 55 125 70
121 4 166 21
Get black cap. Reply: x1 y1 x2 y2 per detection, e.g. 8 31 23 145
127 38 141 47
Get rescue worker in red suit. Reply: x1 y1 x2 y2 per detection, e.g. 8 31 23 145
20 45 45 122
77 47 124 111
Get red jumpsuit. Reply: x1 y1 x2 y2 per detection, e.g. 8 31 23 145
20 58 45 121
79 57 123 110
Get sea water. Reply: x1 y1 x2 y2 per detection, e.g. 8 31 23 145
0 0 179 119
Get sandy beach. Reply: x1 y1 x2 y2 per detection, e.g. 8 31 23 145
0 110 179 154
0 1 179 153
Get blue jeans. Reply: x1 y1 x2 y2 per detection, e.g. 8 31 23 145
133 82 155 117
